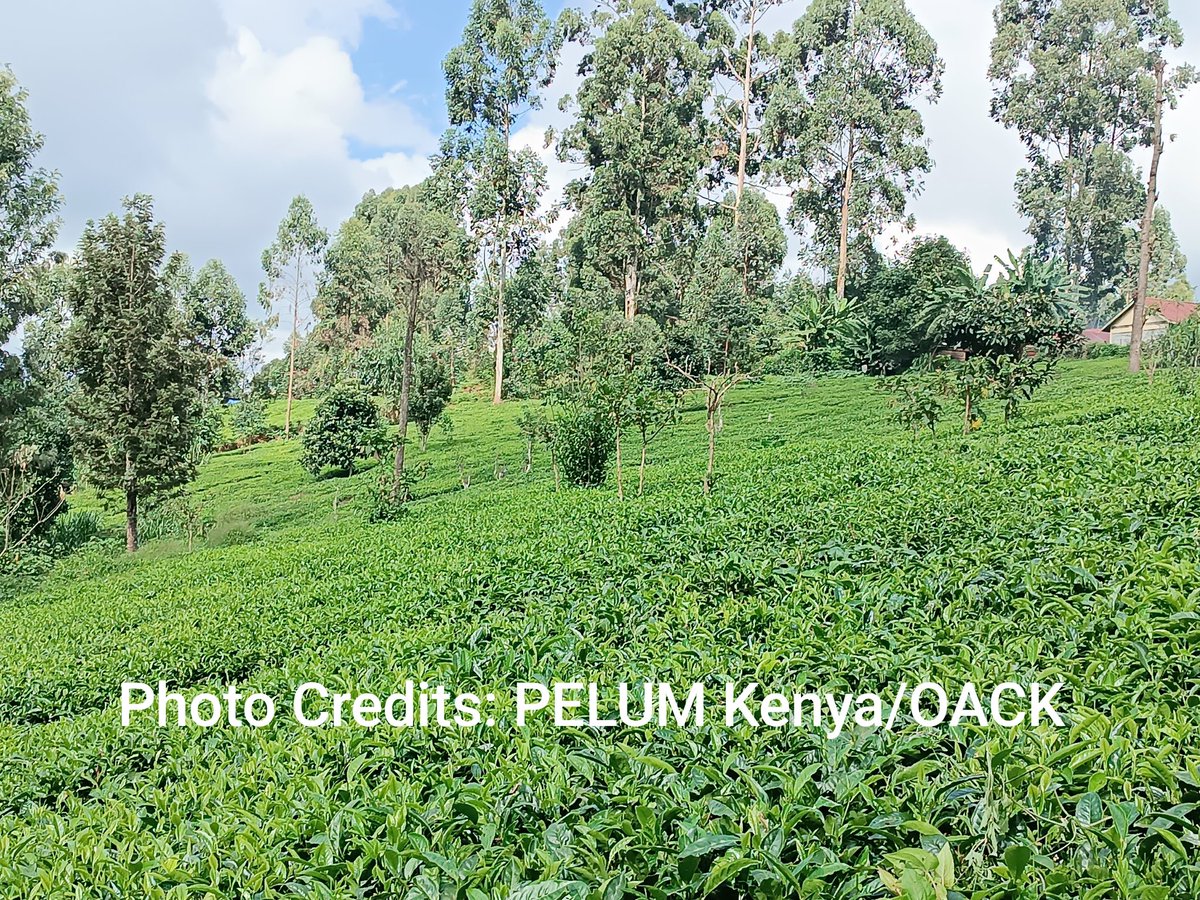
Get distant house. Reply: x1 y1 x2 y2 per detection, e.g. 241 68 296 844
1082 328 1109 344
1103 298 1197 346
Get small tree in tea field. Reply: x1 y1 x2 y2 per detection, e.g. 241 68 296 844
230 399 271 447
410 349 452 452
883 375 943 438
671 193 781 493
362 326 452 452
300 381 384 477
515 406 546 475
627 385 679 496
922 251 1084 431
63 195 204 553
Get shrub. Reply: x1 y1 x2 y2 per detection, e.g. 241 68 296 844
1081 341 1127 359
553 404 614 487
190 404 225 462
230 399 273 447
926 251 1084 359
138 497 214 547
410 351 453 451
1150 316 1200 399
299 382 385 477
987 354 1054 422
883 375 943 437
761 348 810 376
47 509 102 553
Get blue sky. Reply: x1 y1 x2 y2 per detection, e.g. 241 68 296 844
2 0 1197 358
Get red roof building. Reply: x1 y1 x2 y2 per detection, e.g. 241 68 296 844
1103 298 1198 346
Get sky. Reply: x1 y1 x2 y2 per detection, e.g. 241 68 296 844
3 0 1199 358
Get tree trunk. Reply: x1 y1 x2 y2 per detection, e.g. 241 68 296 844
624 258 638 320
125 488 138 553
733 0 758 229
392 287 419 500
495 115 512 404
494 249 506 404
1130 60 1166 374
614 411 623 500
638 440 647 497
836 131 856 300
704 389 717 496
285 251 302 438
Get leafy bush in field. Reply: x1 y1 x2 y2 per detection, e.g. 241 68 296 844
553 403 614 487
46 508 101 552
299 381 384 476
883 374 943 436
409 349 452 451
0 361 1197 898
926 251 1084 359
1150 315 1200 399
1081 341 1127 359
230 398 273 447
190 403 225 461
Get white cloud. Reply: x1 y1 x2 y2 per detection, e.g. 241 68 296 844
1 0 436 360
214 0 402 51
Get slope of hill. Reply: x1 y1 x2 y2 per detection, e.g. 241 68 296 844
1 359 1197 898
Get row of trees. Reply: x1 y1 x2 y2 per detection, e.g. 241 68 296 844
0 0 1195 553
989 0 1196 359
3 67 258 555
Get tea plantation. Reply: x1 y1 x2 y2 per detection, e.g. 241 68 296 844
0 359 1198 899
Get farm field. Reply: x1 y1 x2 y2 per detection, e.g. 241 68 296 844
1 358 1199 898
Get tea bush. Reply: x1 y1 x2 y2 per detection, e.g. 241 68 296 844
0 359 1196 898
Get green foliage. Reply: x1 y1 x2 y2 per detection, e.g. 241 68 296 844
1119 206 1194 304
45 508 101 554
259 195 328 317
0 66 60 334
139 496 214 548
191 403 225 462
315 216 391 355
988 0 1195 315
883 374 943 437
553 402 614 487
410 349 453 450
767 0 943 283
779 284 866 365
1081 341 1128 360
361 326 452 449
63 195 204 551
0 361 1198 897
169 255 253 401
987 354 1056 422
439 0 557 401
260 194 329 436
558 0 708 320
515 405 547 473
853 236 972 373
299 381 384 477
675 198 780 378
230 398 273 447
1150 315 1200 400
926 251 1085 360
